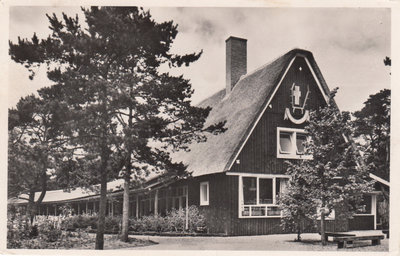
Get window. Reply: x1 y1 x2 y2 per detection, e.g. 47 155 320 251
200 181 209 206
355 195 372 215
259 178 273 204
277 127 310 159
239 175 288 218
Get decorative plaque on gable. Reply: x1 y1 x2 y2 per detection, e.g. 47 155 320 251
284 82 310 124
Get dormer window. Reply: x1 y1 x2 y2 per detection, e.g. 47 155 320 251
277 127 310 159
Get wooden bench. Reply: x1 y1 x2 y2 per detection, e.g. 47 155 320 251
333 235 384 248
323 232 355 242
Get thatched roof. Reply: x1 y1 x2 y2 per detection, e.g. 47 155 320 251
173 49 332 177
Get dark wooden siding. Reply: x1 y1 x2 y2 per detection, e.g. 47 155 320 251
349 215 374 230
229 57 327 174
226 175 283 235
182 174 297 235
321 219 349 233
172 173 232 234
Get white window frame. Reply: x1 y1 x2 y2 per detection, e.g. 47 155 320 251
277 127 311 159
200 181 209 206
237 174 290 218
353 194 377 217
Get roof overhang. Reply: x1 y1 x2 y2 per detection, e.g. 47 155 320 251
369 173 390 187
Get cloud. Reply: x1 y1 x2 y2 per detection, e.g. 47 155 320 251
331 33 380 53
195 19 216 37
7 7 391 112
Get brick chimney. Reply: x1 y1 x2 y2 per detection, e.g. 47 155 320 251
226 36 247 94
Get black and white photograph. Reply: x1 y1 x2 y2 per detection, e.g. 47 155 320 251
2 1 397 253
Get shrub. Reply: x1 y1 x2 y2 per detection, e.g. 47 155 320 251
104 215 121 233
129 205 206 233
7 213 31 248
7 213 93 249
61 214 97 231
165 208 185 232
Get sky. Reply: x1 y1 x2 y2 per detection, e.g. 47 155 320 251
7 6 391 112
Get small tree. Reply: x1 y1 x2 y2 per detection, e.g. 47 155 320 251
280 89 373 245
279 164 317 241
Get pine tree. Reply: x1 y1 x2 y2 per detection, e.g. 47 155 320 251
279 89 373 245
353 89 390 182
8 94 70 222
9 7 225 249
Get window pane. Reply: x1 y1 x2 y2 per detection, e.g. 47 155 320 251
296 133 307 154
242 206 250 216
200 183 208 205
243 177 257 205
276 178 280 197
267 206 281 216
356 195 372 214
259 178 273 204
251 206 266 216
280 132 292 153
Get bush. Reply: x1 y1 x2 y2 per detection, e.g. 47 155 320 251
61 214 97 231
59 214 121 233
104 215 121 233
7 213 93 249
7 213 32 248
129 205 206 233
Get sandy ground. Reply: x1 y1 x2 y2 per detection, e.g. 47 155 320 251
125 231 389 251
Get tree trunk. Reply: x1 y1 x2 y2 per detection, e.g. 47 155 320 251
320 212 326 246
95 163 108 250
120 175 130 242
27 191 36 224
120 105 133 242
297 228 301 241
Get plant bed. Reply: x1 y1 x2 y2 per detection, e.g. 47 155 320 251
128 231 228 237
8 232 157 249
88 229 226 237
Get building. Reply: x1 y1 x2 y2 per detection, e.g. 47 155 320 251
9 36 389 235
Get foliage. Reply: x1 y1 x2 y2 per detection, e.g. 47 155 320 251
352 59 390 229
8 94 71 222
61 214 98 231
9 6 225 248
279 89 373 245
130 205 206 233
59 213 121 233
353 89 390 181
279 174 316 241
7 212 92 249
7 212 32 248
377 196 389 229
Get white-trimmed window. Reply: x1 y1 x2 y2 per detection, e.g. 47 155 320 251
239 175 289 218
277 127 310 159
354 195 373 215
200 181 209 206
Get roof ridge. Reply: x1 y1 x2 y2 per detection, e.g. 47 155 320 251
236 48 302 84
221 49 298 102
